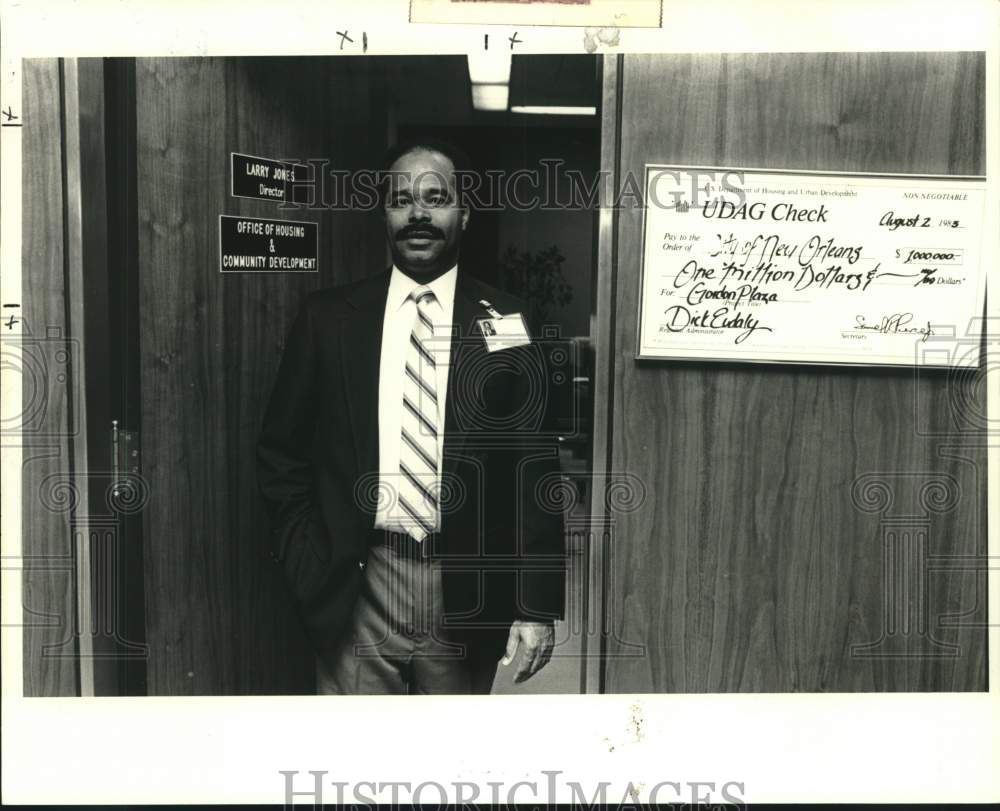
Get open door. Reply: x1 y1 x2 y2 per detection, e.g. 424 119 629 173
23 54 605 695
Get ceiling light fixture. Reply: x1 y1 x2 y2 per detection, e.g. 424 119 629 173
510 105 598 116
467 52 512 85
468 52 512 112
471 83 510 112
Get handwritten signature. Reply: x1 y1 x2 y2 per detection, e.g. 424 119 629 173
854 313 934 341
660 305 773 345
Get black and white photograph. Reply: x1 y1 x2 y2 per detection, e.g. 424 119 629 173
2 0 997 805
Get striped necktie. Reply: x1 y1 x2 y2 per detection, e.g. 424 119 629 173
396 286 439 541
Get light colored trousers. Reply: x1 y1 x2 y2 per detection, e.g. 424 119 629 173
316 542 501 694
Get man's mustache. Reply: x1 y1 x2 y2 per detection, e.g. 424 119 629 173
397 224 445 241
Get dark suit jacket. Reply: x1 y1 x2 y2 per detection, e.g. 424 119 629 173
256 268 566 663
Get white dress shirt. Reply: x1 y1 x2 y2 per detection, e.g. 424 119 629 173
374 264 458 534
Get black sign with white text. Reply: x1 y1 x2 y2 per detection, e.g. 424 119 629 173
231 152 312 204
219 215 318 272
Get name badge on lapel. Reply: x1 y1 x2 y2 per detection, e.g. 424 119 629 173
476 308 531 353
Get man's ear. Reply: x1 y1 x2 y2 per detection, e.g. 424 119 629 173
461 206 470 231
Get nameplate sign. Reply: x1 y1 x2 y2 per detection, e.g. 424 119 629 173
231 152 311 204
219 215 318 273
637 166 988 367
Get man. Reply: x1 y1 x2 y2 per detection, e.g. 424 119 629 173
256 140 566 694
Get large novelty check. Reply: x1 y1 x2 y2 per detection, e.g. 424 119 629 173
636 167 988 367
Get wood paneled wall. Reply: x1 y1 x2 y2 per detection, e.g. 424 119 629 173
602 53 987 692
21 59 80 696
135 57 389 694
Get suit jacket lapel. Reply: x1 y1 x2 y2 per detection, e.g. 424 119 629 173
443 272 489 480
341 269 392 482
340 268 489 491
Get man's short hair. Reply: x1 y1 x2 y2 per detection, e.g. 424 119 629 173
379 137 474 208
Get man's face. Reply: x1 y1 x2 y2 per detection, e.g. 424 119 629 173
383 149 469 276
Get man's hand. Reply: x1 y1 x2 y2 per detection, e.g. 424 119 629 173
502 620 554 683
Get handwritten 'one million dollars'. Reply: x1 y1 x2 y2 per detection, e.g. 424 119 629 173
636 167 987 367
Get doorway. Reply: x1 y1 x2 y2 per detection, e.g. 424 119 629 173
21 54 606 696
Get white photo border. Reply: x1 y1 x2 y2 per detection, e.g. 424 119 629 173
1 0 997 805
